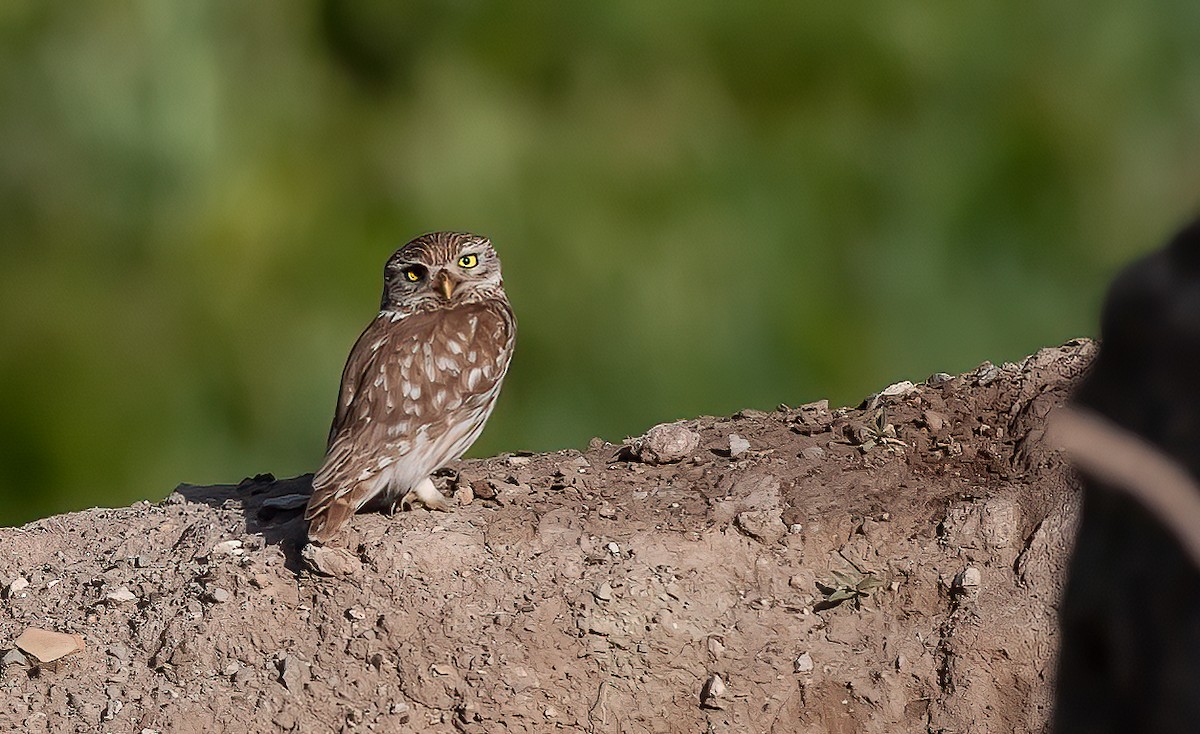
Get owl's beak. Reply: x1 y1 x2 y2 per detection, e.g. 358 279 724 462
433 270 458 300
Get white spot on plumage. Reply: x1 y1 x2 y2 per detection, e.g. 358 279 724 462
446 340 463 355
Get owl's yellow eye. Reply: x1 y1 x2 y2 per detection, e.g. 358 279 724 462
403 268 421 282
457 254 479 269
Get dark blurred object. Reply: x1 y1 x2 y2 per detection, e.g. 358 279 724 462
1054 217 1200 732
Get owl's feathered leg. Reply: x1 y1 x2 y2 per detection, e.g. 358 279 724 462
399 476 452 512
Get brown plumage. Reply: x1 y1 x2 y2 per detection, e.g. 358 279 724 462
305 232 515 543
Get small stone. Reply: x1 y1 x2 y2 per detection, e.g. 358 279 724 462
926 372 954 386
800 446 826 461
922 410 945 432
606 542 621 556
346 607 366 621
728 434 751 457
954 567 982 591
391 701 410 724
735 510 786 545
105 586 137 604
211 540 244 557
793 652 814 673
707 637 725 659
700 673 727 709
597 504 617 519
203 587 231 604
224 662 240 676
6 577 29 597
471 478 498 500
14 627 86 663
301 544 361 577
592 582 614 602
788 523 803 535
879 380 916 398
454 483 475 506
975 362 1000 386
277 655 309 691
2 648 28 667
107 643 130 661
103 698 123 721
631 422 701 464
543 706 559 719
895 654 907 671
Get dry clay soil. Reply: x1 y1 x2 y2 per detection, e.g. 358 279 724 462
0 341 1095 734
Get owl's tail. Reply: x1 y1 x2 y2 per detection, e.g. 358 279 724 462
305 439 371 543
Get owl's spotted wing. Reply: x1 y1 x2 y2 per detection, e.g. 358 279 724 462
306 300 515 542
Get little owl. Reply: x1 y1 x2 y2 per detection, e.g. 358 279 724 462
305 232 516 542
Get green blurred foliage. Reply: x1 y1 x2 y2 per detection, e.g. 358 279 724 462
2 1 1199 526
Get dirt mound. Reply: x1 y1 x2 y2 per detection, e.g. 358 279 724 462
0 341 1094 733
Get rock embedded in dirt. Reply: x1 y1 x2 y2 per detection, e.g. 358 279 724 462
793 652 814 674
700 673 727 709
729 434 751 457
631 422 701 464
4 577 29 599
14 627 85 664
104 586 137 604
300 543 360 577
276 654 309 691
734 510 786 545
210 539 244 557
954 567 982 593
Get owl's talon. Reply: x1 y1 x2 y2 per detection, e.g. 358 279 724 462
399 476 453 512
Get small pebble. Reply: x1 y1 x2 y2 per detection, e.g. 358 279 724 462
793 652 814 674
211 540 244 557
5 577 29 597
103 699 123 721
105 586 137 604
301 544 362 577
954 567 982 591
976 362 1000 386
927 372 954 386
632 422 700 464
700 673 727 709
592 582 614 602
597 504 617 519
728 434 751 457
203 587 231 604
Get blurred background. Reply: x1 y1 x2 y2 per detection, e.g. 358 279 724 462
2 1 1199 526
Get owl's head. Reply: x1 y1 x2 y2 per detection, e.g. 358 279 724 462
380 231 505 312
